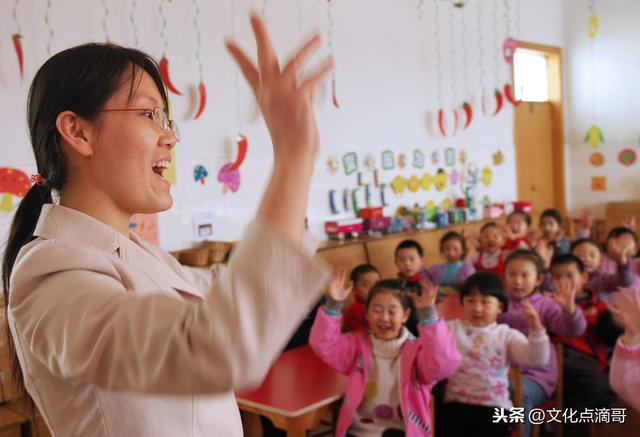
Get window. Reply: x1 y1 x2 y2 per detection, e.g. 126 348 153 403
513 49 549 102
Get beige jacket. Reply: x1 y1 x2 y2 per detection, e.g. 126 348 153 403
7 204 329 436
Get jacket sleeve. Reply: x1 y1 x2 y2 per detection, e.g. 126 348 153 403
415 318 462 384
309 307 360 375
585 262 638 294
609 338 640 412
8 220 330 395
542 298 587 337
456 263 476 286
506 328 550 368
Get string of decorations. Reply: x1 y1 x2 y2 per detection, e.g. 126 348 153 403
326 0 339 108
158 0 181 95
192 0 207 120
129 0 139 47
11 0 24 80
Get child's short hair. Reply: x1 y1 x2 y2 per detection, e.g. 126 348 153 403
504 249 545 276
365 279 411 310
440 231 467 259
550 253 585 273
349 264 380 284
606 226 639 245
570 238 601 253
395 239 424 258
540 208 564 227
460 272 509 311
480 221 499 234
507 210 532 226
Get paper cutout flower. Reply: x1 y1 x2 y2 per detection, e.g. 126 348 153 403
584 125 604 148
194 165 208 185
0 168 30 212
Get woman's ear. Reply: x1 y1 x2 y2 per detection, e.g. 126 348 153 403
56 110 95 157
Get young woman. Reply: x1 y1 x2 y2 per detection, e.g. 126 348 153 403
2 14 333 436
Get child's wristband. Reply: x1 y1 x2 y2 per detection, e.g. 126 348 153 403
324 297 346 315
417 306 440 325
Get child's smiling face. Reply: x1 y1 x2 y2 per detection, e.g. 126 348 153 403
462 289 503 327
480 226 504 254
366 291 410 340
505 258 542 299
442 238 464 263
508 214 530 238
572 241 601 273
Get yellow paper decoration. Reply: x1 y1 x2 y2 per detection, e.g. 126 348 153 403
425 200 436 211
481 166 493 187
421 172 433 191
391 175 407 194
584 124 604 148
588 14 599 38
408 175 421 193
434 170 448 192
442 198 452 211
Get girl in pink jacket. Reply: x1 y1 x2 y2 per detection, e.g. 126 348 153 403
310 269 462 436
609 287 640 412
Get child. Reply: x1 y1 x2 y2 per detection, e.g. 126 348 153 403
471 222 507 278
549 255 617 423
609 287 640 412
395 239 429 289
309 273 462 436
539 208 571 255
599 226 639 275
571 237 639 300
343 264 381 333
503 210 533 251
425 231 475 297
441 272 550 437
498 250 586 437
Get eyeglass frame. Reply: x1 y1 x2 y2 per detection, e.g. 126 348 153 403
99 107 180 142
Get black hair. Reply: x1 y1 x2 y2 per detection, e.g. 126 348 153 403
480 221 499 234
2 42 168 405
350 264 380 284
459 272 509 312
570 238 601 253
507 210 532 227
504 249 545 276
550 253 585 273
440 231 467 259
395 239 424 258
605 226 639 246
540 208 564 227
365 279 419 336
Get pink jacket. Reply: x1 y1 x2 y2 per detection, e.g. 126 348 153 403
609 338 640 412
310 308 462 437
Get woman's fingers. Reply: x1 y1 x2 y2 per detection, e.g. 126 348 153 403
282 34 322 81
250 13 280 79
225 41 259 91
300 56 335 92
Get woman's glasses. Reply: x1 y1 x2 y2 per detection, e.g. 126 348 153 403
100 107 180 142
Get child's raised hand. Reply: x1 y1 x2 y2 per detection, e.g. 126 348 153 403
499 223 515 240
609 287 640 345
621 216 637 232
578 210 594 236
533 239 554 269
327 267 353 301
522 299 545 332
407 278 438 309
551 277 577 316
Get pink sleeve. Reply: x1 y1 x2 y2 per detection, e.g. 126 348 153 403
415 319 462 384
610 338 640 412
309 307 360 375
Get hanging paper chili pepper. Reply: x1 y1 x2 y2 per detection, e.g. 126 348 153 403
194 82 207 119
492 88 504 116
12 34 23 79
159 57 181 95
438 109 446 137
327 0 339 109
229 135 248 171
503 83 520 106
462 101 473 129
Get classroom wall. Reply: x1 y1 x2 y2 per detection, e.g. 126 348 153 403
0 0 563 251
564 0 640 218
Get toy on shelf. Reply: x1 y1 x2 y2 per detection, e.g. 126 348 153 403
324 218 364 240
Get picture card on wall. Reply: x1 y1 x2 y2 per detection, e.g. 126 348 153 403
591 176 607 191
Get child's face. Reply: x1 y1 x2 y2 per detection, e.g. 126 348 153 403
505 258 542 299
508 214 529 238
607 233 637 258
550 263 587 295
395 248 423 278
442 239 464 263
572 242 601 273
366 291 410 340
462 289 503 327
354 271 381 302
479 226 504 253
540 216 561 240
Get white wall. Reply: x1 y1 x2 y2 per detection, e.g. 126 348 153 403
564 0 640 217
0 0 564 251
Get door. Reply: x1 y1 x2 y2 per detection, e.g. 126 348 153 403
514 101 556 212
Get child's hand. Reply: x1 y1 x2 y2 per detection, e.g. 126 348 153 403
528 229 542 248
499 223 515 240
609 287 640 346
533 239 554 269
622 216 637 232
551 277 577 316
327 267 353 302
463 230 480 251
522 299 545 332
408 278 438 309
578 210 594 236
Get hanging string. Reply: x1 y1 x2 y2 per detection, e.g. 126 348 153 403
231 0 241 131
261 0 267 18
326 0 339 108
192 0 203 82
475 0 486 97
44 0 53 56
130 0 139 47
417 0 425 21
159 0 168 56
502 0 511 82
296 0 303 44
12 0 21 35
588 0 597 123
448 1 459 108
102 0 110 41
433 0 443 107
460 1 470 103
491 0 500 88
